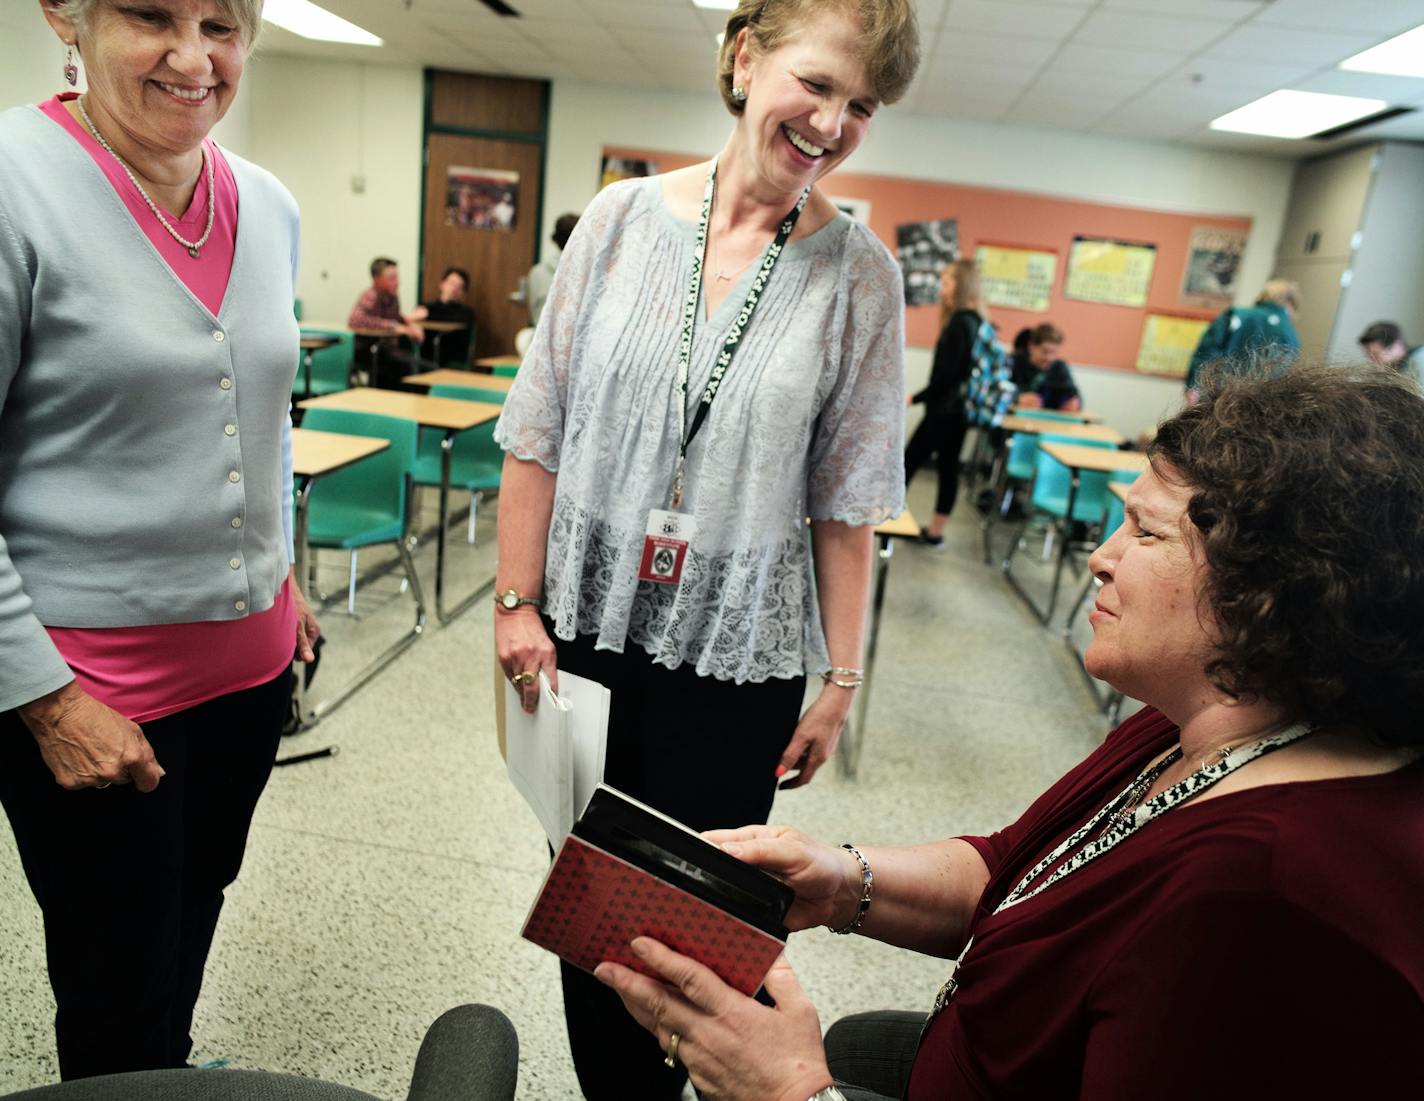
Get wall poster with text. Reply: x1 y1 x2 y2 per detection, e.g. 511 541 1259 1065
975 244 1057 312
1064 236 1157 308
1136 313 1212 378
1180 226 1248 309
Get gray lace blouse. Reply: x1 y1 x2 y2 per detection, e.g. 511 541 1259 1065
494 175 905 683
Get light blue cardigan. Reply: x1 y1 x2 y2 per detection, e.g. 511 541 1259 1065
0 105 300 712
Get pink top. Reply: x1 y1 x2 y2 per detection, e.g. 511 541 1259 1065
39 94 295 724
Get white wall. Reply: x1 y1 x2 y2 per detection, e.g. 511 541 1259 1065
542 80 1299 440
243 54 423 324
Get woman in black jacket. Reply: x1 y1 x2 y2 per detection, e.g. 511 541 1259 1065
904 259 986 547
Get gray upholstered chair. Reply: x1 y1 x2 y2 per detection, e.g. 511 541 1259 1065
1 1005 517 1101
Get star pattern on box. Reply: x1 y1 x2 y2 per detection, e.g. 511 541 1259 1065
523 840 783 996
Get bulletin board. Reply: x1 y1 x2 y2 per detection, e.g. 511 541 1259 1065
601 145 1252 375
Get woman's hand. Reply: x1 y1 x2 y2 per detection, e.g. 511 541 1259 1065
495 606 557 713
17 682 164 792
703 824 863 932
775 685 851 789
595 942 833 1101
291 572 321 663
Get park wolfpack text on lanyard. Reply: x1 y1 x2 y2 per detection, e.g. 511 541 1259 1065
637 156 811 586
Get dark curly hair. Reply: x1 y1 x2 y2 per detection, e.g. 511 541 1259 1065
1149 363 1424 747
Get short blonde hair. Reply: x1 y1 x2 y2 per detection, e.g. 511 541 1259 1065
1258 278 1301 312
716 0 920 116
45 0 263 49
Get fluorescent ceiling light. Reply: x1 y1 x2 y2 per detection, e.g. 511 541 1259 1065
693 0 740 9
262 0 383 46
1340 24 1424 78
1209 89 1387 138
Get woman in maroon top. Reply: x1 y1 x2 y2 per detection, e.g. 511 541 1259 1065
596 363 1424 1101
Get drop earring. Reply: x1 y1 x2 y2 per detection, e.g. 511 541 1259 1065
731 85 747 104
63 44 78 87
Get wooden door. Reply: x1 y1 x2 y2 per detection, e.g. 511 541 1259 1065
422 71 547 361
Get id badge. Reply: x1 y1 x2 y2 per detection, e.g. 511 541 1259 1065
638 509 696 585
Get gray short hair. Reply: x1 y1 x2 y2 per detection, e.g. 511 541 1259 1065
47 0 263 50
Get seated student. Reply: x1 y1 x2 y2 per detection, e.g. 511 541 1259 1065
1009 323 1081 411
347 257 430 387
521 213 580 329
419 266 475 366
1359 320 1424 387
1184 278 1300 401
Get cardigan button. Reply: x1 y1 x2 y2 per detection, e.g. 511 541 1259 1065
213 330 225 342
220 377 232 390
234 599 246 611
231 516 243 528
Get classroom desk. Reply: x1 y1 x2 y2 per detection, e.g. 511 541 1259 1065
289 427 418 737
297 335 339 398
1001 442 1147 626
1009 404 1103 424
405 368 516 393
998 416 1123 444
420 319 467 365
837 507 920 782
298 388 503 625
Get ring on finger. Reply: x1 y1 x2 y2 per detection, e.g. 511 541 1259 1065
512 670 536 686
663 1031 680 1068
95 780 112 790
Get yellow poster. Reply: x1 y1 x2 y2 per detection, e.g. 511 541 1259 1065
975 245 1056 312
1064 236 1157 308
1136 314 1211 378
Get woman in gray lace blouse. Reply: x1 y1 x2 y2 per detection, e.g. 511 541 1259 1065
493 2 920 1097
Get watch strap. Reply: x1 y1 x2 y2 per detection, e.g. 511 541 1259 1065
808 1088 848 1101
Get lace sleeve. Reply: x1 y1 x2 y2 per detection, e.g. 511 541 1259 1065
806 233 907 525
494 187 626 472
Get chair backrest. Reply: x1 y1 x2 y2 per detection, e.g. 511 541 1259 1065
1013 409 1080 423
1031 433 1116 522
1103 468 1141 538
300 331 354 396
299 408 419 524
430 382 506 405
1004 431 1040 481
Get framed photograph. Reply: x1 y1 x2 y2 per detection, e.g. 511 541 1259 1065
446 166 519 231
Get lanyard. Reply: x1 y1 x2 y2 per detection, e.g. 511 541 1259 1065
669 156 810 509
926 721 1315 1023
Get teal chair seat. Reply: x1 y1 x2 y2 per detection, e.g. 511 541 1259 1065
301 408 418 553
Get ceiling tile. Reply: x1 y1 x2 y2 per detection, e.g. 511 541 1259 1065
1051 43 1184 78
931 31 1064 67
917 60 1040 90
1002 95 1098 129
593 1 705 31
1252 0 1424 35
1027 70 1159 103
1072 10 1237 52
1168 56 1325 95
943 0 1090 40
1104 0 1266 20
1203 25 1379 66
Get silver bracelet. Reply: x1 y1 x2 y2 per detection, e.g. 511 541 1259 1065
830 844 873 935
820 666 864 689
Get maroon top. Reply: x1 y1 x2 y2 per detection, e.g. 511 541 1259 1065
908 706 1424 1099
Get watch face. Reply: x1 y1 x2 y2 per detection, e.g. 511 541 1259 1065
500 591 518 609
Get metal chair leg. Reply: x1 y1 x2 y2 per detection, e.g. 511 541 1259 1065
347 550 358 614
467 490 480 545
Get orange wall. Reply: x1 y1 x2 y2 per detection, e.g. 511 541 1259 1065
602 145 1252 373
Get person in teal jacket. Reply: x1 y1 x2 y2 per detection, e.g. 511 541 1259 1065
1185 279 1300 397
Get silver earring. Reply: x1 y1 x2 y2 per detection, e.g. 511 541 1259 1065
63 44 78 87
731 86 747 104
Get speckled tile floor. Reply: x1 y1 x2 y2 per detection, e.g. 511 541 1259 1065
0 474 1128 1098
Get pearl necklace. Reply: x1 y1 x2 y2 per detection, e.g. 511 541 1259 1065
77 95 214 259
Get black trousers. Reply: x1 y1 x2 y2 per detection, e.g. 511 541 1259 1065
904 411 970 517
0 670 290 1079
551 629 807 1101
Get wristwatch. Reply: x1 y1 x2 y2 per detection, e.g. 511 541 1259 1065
494 588 540 612
808 1088 848 1101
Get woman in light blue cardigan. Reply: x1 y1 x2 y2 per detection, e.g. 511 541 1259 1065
0 0 318 1078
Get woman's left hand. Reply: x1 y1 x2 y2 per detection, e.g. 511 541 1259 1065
595 941 832 1101
777 687 851 790
290 573 321 663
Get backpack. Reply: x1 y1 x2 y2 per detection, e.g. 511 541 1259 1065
964 320 1016 428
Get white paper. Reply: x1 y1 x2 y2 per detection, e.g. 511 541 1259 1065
503 670 610 847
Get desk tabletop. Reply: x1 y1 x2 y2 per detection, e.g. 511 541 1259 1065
292 427 389 478
1010 405 1103 424
475 354 521 369
1039 441 1148 474
421 319 468 333
1001 416 1123 445
299 335 340 350
299 387 501 431
405 369 516 392
875 508 921 540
